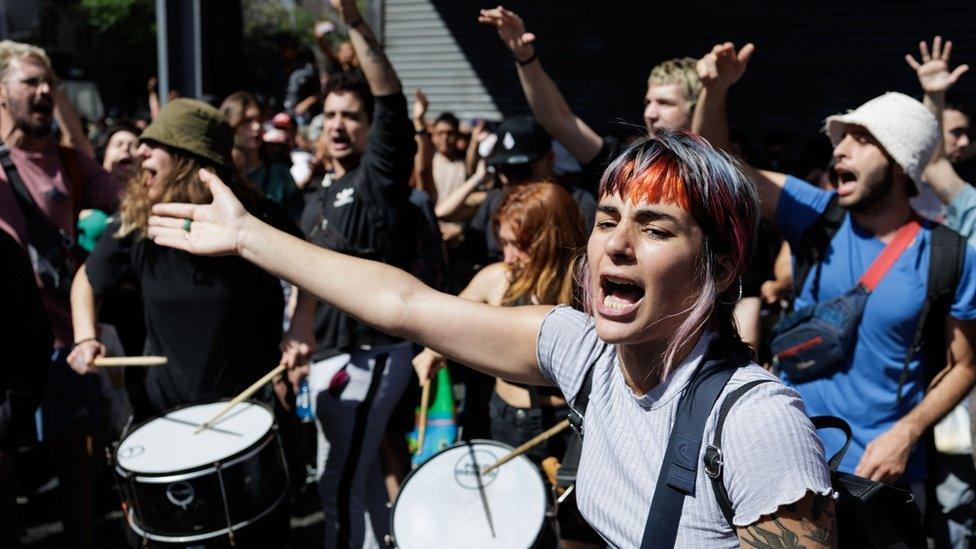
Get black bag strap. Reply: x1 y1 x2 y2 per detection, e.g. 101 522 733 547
561 363 596 489
0 144 40 215
791 196 845 303
567 363 596 437
706 381 854 530
640 352 744 549
895 224 965 405
703 379 774 529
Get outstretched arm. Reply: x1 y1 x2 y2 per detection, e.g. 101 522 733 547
478 6 602 164
148 170 550 385
692 42 787 221
332 0 400 96
906 36 970 204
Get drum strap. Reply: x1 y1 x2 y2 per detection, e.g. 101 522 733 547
335 352 389 549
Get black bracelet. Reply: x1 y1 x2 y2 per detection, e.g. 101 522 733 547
415 128 429 136
72 337 99 349
515 52 538 66
347 17 364 28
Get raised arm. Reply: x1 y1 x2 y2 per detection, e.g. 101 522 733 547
147 77 161 120
478 6 602 164
411 89 437 200
148 170 550 385
692 42 786 221
332 0 400 96
906 36 970 204
53 85 95 159
434 161 487 221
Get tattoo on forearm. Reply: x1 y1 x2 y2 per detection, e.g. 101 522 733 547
741 495 835 549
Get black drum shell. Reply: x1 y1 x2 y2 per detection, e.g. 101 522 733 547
114 401 288 542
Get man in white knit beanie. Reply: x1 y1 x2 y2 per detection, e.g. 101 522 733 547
693 40 976 520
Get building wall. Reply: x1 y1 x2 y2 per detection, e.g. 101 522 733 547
384 0 976 167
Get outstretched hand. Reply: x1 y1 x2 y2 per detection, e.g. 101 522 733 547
147 169 252 256
697 42 756 92
906 36 969 95
478 6 536 62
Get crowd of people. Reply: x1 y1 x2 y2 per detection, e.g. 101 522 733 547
3 1 976 548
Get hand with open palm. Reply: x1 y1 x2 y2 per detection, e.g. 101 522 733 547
147 169 252 257
906 36 969 95
697 42 756 92
478 6 536 62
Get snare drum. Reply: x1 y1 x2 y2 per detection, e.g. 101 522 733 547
114 401 288 545
390 440 551 548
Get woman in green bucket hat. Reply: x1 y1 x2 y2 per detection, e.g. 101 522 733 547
67 99 297 425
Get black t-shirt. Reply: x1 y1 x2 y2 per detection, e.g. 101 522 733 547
86 200 291 413
581 136 626 195
298 93 416 360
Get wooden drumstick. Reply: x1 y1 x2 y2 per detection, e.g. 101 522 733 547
482 418 571 474
194 363 287 434
94 356 167 367
416 379 432 455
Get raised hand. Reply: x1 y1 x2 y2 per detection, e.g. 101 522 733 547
329 0 359 23
147 169 252 256
697 42 756 92
412 89 429 125
906 36 969 95
478 6 536 62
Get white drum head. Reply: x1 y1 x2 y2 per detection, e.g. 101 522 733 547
116 401 273 474
391 441 547 548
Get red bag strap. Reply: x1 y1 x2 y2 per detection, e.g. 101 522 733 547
859 218 923 292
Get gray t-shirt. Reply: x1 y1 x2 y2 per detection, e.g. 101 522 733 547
536 306 833 548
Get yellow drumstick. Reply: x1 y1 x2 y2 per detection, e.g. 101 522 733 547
416 379 432 455
482 418 571 474
94 356 167 367
194 363 287 434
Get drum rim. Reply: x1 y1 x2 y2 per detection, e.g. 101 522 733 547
114 399 275 477
114 430 278 483
124 487 288 542
388 439 548 547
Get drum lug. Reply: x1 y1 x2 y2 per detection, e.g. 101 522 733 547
384 533 396 546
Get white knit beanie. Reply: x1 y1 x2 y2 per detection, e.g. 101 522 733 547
824 92 939 191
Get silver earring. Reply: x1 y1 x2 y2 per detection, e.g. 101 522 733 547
719 276 743 305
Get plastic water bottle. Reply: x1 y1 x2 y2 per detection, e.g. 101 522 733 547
296 379 313 423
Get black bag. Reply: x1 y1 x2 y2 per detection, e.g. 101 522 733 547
708 382 926 548
0 144 84 301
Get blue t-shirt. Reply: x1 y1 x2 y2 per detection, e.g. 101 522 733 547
776 176 976 482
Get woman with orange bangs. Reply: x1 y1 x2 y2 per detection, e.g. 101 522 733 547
413 182 601 546
146 131 835 547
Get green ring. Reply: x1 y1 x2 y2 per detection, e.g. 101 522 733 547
182 218 192 232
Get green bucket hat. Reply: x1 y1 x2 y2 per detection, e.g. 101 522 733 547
140 98 234 168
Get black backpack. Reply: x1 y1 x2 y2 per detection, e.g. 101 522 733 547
569 344 926 548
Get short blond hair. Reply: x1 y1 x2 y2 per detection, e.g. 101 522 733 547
648 57 702 110
0 40 52 79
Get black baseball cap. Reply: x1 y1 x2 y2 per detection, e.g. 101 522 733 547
487 116 552 166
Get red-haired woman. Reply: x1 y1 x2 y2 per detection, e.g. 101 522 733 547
147 132 835 547
413 182 600 546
